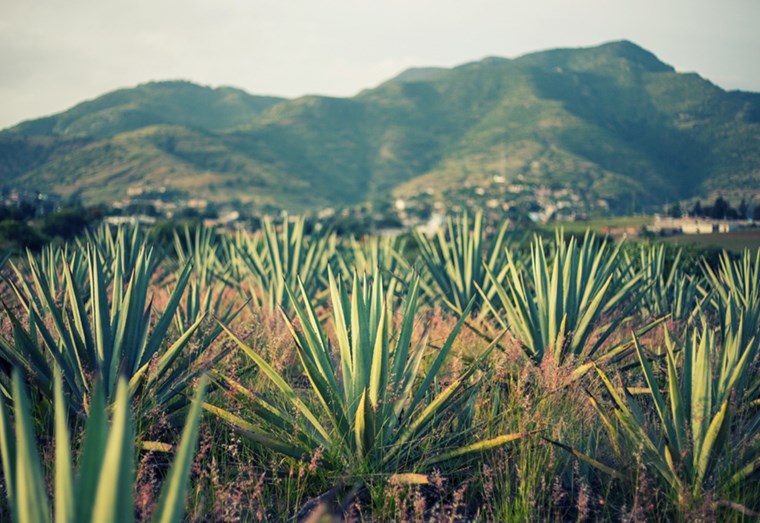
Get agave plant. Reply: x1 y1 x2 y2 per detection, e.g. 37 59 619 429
703 249 760 344
8 244 89 312
0 240 207 419
230 215 336 313
481 231 644 364
171 224 241 342
335 234 412 286
625 244 705 323
82 223 155 282
413 211 510 312
0 369 206 523
702 249 760 406
207 269 528 484
703 249 759 313
173 223 230 288
576 325 760 513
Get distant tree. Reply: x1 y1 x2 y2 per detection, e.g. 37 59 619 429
89 205 106 220
247 215 262 232
710 196 730 220
202 204 219 220
691 200 703 217
0 220 47 251
375 215 404 229
174 207 201 219
328 216 371 237
668 202 683 218
754 205 760 222
125 202 158 217
16 201 38 220
41 207 90 240
0 202 37 221
738 199 749 219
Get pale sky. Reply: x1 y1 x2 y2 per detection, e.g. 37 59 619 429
1 0 759 130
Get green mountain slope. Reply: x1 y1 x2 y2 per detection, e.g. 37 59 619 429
2 41 759 210
9 81 285 137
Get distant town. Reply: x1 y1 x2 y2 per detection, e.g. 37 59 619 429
1 180 758 252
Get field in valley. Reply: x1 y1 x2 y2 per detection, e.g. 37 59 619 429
0 212 759 522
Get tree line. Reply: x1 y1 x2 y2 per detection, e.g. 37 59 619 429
668 196 759 220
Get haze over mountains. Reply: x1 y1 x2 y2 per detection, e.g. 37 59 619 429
2 40 759 211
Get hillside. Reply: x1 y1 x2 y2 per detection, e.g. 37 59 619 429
2 41 759 210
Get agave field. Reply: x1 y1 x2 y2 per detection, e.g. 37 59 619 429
0 212 758 522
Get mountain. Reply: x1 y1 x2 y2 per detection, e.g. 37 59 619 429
9 81 285 137
2 41 759 211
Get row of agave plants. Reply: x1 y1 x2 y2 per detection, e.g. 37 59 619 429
0 212 757 520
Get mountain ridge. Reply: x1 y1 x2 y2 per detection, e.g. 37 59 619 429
2 40 759 211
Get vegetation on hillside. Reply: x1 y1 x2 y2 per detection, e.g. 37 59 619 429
2 41 759 210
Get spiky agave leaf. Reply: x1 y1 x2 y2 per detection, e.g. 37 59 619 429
555 324 760 512
0 234 206 420
623 243 706 323
231 214 336 314
413 210 511 313
481 230 644 364
0 369 207 523
209 267 528 481
335 234 413 291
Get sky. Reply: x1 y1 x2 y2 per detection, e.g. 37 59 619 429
1 0 759 129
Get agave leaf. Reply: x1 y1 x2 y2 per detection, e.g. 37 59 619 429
218 322 331 448
140 441 174 453
144 313 205 388
428 432 532 465
585 388 622 457
142 262 194 365
152 375 208 523
633 334 679 456
12 372 51 523
202 403 307 460
354 389 374 460
726 456 760 487
390 276 421 384
542 437 625 480
414 211 509 312
664 337 687 452
368 304 387 408
407 297 475 418
284 279 339 394
0 389 16 504
54 370 74 523
209 373 301 434
389 378 464 463
74 380 107 523
90 380 134 523
328 269 356 404
695 399 730 489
